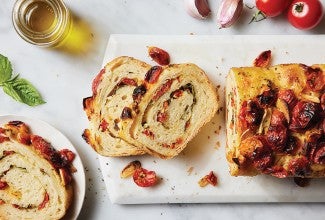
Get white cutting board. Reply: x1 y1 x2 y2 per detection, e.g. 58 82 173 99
98 35 325 204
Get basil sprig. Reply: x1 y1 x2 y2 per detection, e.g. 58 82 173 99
0 54 45 106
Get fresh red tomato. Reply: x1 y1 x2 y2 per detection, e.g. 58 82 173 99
256 0 292 17
133 168 157 187
287 0 324 30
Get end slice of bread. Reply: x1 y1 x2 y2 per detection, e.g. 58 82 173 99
0 121 73 220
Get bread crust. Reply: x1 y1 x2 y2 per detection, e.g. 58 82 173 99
131 63 219 158
83 56 149 156
0 121 73 220
83 57 219 159
226 64 325 178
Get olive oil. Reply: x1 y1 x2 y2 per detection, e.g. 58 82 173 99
13 0 93 54
25 1 57 32
56 14 94 55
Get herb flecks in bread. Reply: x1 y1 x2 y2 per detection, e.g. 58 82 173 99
226 60 325 179
0 121 75 220
83 56 219 159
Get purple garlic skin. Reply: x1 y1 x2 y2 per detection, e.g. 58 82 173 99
185 0 211 20
217 0 243 28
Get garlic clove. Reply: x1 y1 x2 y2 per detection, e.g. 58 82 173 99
184 0 211 20
217 0 243 28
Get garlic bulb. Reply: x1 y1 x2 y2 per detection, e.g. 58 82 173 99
217 0 243 28
184 0 211 19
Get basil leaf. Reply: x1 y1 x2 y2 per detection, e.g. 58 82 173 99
0 54 13 84
2 83 22 103
2 78 45 106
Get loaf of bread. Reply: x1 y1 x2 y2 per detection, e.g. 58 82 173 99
226 64 325 178
0 121 74 220
83 56 219 159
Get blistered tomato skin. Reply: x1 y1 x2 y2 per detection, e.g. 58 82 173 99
148 47 170 66
133 168 157 187
288 0 324 30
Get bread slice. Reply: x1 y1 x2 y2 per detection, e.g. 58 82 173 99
0 121 73 220
83 57 219 159
128 63 219 158
83 56 150 156
226 64 325 178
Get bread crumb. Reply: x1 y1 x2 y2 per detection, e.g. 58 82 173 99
187 167 194 175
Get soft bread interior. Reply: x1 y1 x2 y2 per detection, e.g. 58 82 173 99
0 141 72 220
84 57 219 159
131 63 219 158
84 56 150 156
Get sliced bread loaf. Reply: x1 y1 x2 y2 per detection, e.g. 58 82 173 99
83 57 219 159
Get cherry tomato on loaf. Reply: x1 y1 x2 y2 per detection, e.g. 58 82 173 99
133 168 157 187
287 0 324 30
256 0 292 17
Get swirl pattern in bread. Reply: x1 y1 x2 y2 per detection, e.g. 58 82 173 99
129 63 219 158
83 56 219 159
83 56 150 156
0 121 74 220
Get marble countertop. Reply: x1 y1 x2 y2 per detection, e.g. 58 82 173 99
1 0 325 219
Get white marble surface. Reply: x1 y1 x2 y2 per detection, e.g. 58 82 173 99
0 0 325 220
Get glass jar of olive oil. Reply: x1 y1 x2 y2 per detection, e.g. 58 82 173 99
12 0 71 47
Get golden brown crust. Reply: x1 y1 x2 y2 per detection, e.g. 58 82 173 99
226 63 325 178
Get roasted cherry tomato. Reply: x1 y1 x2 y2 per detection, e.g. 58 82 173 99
256 0 292 17
287 0 324 30
133 168 157 187
148 46 170 66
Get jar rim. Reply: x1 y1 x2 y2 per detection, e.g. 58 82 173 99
12 0 71 46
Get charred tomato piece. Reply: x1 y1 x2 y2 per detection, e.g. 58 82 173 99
251 144 274 171
253 50 272 68
132 85 147 103
313 143 325 164
304 66 324 92
148 46 170 66
257 89 277 108
121 107 133 119
145 66 163 84
239 100 264 131
289 101 321 132
133 168 158 187
287 157 310 177
278 89 297 110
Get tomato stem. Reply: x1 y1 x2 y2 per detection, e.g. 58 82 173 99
294 3 304 13
245 4 255 10
249 10 266 24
